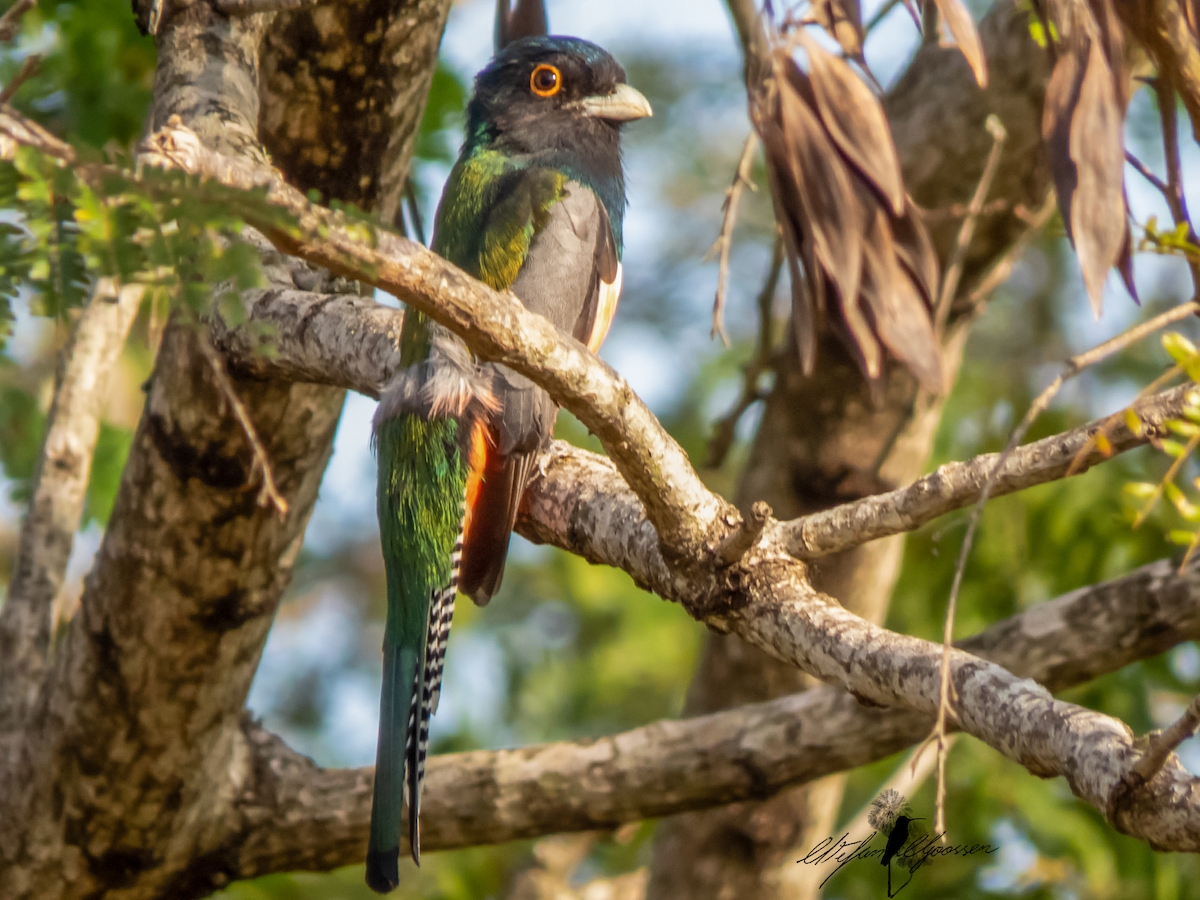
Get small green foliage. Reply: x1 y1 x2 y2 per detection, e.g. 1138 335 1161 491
1124 334 1200 561
1139 216 1200 264
0 146 315 342
0 382 46 501
416 63 468 164
84 420 132 526
1019 0 1059 47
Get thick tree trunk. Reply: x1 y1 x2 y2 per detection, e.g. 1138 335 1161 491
646 5 1051 897
0 2 450 898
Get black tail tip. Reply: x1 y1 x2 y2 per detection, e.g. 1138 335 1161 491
365 848 400 894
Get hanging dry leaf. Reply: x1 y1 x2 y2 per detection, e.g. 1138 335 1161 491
858 205 943 391
1087 0 1128 109
760 114 819 371
889 203 940 308
1070 40 1126 316
804 0 865 61
799 31 906 215
775 54 867 315
1117 200 1138 304
752 46 942 390
932 0 989 88
495 0 548 50
838 285 883 379
1042 38 1085 224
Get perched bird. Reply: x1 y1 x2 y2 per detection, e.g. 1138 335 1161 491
366 36 651 894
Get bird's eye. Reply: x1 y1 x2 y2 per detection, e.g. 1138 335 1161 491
530 64 561 97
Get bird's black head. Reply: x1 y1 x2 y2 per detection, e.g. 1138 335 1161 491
465 36 652 160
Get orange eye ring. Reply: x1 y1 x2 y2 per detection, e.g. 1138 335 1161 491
530 64 561 97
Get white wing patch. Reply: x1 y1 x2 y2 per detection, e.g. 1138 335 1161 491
586 262 623 354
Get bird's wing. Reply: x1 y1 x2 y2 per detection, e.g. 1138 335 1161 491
454 171 622 604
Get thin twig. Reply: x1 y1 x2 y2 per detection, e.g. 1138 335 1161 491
0 0 34 43
1130 692 1200 785
923 299 1200 834
196 334 289 518
0 278 143 734
863 0 904 37
1153 77 1200 295
921 198 1009 222
1126 150 1171 198
706 236 783 468
716 500 772 566
935 114 1007 333
710 130 760 346
0 53 39 106
955 195 1057 317
214 0 328 14
841 736 951 848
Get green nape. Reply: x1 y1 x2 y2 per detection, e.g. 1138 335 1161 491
431 148 568 291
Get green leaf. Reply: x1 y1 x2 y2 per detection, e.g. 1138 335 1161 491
1123 408 1144 437
1162 331 1198 366
1167 418 1200 438
1123 482 1159 499
1160 439 1188 458
1165 482 1200 520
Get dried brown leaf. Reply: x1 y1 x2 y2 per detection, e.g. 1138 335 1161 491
774 53 867 317
804 0 865 61
840 290 883 379
1117 206 1138 304
760 112 819 372
932 0 988 88
1042 40 1085 238
799 31 906 215
1070 40 1126 317
1088 0 1128 109
858 206 943 391
890 203 940 307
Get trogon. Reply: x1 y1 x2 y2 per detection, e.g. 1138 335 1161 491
367 36 651 893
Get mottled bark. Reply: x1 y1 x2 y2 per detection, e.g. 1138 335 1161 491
648 3 1051 897
219 553 1200 876
0 0 449 896
108 116 1200 857
4 63 1194 888
136 121 736 563
259 0 450 223
0 281 142 742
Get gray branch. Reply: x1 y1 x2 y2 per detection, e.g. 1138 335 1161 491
0 282 142 743
225 553 1200 876
120 121 1200 852
776 384 1193 558
0 0 453 896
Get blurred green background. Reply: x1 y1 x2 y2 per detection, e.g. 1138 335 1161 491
1 0 1199 897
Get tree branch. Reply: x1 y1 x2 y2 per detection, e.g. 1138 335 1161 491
110 123 1200 854
226 552 1200 878
0 280 142 741
776 382 1194 558
134 121 735 558
0 0 449 894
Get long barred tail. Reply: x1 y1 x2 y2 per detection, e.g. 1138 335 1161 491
404 525 463 865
